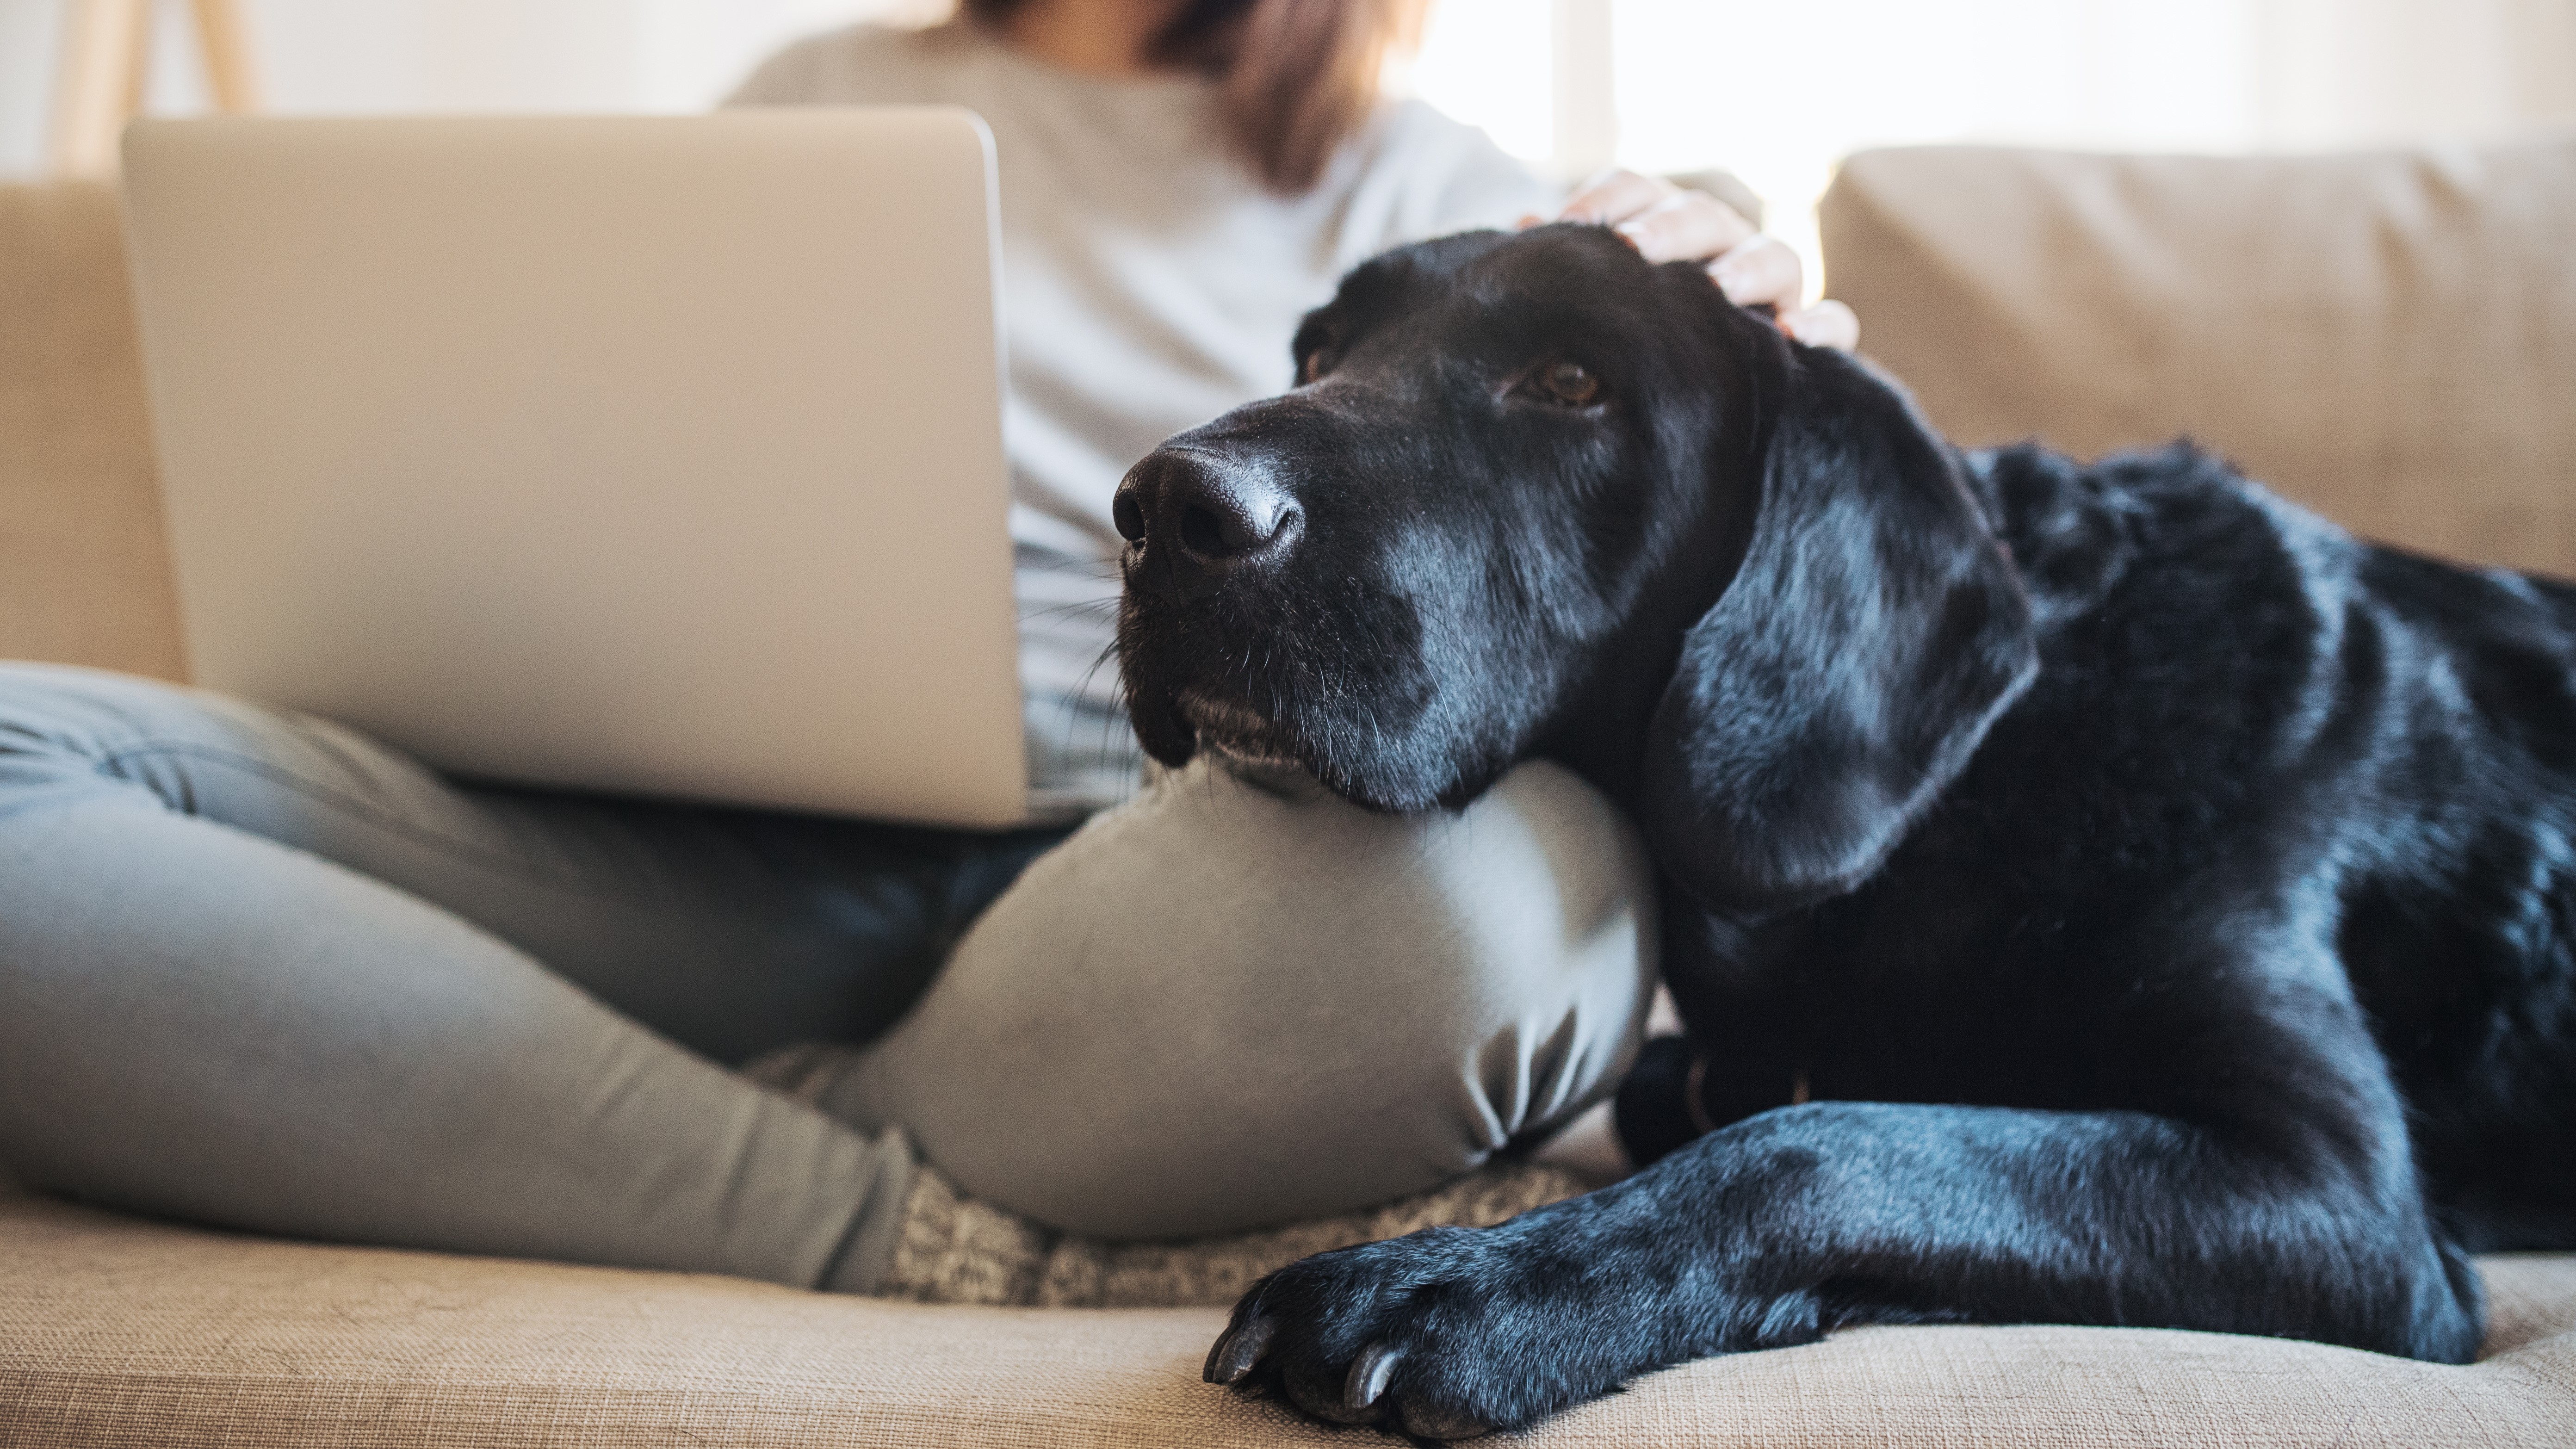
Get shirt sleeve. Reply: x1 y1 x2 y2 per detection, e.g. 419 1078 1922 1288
723 25 915 107
724 37 823 106
1361 99 1565 250
1421 117 1565 236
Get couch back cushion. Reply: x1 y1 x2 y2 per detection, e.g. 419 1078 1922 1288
12 153 2573 684
1820 139 2576 577
0 181 186 679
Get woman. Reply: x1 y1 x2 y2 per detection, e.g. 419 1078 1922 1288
0 0 1852 1294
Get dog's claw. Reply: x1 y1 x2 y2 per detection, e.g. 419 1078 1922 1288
1203 1315 1275 1386
1345 1341 1403 1411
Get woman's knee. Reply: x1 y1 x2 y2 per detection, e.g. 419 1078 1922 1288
0 662 445 845
0 664 229 817
847 755 1657 1239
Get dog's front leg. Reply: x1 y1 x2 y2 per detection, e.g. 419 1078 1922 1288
1206 1098 2484 1439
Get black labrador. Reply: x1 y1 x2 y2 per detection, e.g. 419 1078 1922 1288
1110 223 2576 1439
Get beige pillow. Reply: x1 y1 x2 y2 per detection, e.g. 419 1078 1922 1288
1820 138 2576 577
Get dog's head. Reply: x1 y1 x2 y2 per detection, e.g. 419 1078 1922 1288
1115 224 2036 913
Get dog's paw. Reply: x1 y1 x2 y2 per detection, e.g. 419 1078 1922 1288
1201 1225 1609 1440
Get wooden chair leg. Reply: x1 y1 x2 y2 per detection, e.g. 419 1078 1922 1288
121 0 153 121
47 0 151 176
188 0 260 113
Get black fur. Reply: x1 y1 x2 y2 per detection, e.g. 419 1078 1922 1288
1112 224 2576 1439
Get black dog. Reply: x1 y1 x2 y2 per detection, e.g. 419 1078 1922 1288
1111 223 2576 1439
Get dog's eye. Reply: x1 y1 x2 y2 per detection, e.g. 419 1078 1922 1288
1538 360 1601 407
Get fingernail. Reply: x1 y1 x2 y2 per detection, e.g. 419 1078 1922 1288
1612 221 1647 251
1709 260 1749 298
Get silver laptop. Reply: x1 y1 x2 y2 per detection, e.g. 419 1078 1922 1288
119 111 1030 828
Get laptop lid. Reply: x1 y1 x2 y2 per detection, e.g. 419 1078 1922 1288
120 110 1029 828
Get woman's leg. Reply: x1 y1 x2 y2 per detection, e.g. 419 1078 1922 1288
806 755 1658 1240
0 663 1050 1290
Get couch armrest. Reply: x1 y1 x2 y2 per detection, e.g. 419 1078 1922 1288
0 180 186 680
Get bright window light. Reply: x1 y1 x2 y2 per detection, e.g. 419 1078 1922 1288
1401 0 1555 165
1411 0 2270 297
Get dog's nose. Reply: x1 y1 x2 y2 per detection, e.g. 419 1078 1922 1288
1115 451 1299 581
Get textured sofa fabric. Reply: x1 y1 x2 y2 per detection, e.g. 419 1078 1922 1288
1819 138 2576 578
9 142 2576 1444
6 1183 2576 1449
0 182 185 682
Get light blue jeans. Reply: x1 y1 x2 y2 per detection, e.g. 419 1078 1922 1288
0 663 1655 1290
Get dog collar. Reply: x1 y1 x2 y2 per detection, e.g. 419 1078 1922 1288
1682 1053 1810 1138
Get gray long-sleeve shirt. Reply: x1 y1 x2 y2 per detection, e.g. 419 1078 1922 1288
731 22 1557 815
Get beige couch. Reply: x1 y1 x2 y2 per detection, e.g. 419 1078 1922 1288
6 143 2576 1445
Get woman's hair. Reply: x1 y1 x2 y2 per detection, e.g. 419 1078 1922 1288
961 0 1428 193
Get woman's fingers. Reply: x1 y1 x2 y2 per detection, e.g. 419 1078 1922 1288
1559 169 1674 226
1554 167 1859 351
1615 192 1759 266
1707 233 1804 312
1781 299 1860 351
1705 236 1863 350
1561 173 1762 266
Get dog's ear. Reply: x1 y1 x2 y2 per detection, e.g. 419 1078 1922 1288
1637 341 2037 915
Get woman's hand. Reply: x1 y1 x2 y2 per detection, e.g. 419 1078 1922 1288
1552 170 1860 351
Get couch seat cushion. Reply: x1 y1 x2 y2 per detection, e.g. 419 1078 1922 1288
4 1187 2571 1447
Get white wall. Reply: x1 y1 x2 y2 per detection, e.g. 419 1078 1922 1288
9 0 2572 234
0 0 66 173
0 0 929 176
2254 0 2576 148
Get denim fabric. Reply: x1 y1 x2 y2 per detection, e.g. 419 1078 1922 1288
0 663 1653 1287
